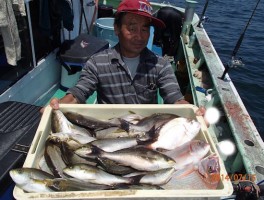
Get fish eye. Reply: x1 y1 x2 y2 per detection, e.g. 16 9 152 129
208 166 213 173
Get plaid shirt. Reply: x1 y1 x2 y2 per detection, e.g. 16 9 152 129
67 46 183 104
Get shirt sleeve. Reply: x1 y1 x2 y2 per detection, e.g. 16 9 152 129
158 59 184 104
67 57 98 103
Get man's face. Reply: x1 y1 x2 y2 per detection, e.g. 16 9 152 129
115 13 151 58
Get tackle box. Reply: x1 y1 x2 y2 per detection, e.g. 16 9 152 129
13 104 233 199
59 34 109 91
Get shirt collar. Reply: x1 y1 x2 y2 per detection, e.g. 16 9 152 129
111 44 156 65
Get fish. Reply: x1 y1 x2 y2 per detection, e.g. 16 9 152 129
44 137 68 178
94 127 133 139
47 134 97 166
45 178 113 191
163 154 221 190
118 184 164 190
86 131 157 152
96 157 136 175
38 155 53 174
63 164 140 186
124 168 176 186
48 134 83 151
9 168 54 186
63 111 119 130
51 110 95 144
164 140 210 170
51 110 74 133
196 154 221 189
62 142 97 166
78 146 176 171
15 178 55 193
108 113 144 125
147 117 201 151
119 113 178 134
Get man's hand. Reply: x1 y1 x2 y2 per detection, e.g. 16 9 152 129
39 94 78 114
196 106 209 127
39 98 60 114
196 106 206 116
50 98 60 110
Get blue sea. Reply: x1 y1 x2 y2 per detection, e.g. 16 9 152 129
167 0 264 141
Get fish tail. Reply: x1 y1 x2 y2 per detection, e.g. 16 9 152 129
91 145 104 156
118 118 131 132
129 174 144 185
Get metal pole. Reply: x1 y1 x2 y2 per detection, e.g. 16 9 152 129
25 0 36 67
197 0 209 28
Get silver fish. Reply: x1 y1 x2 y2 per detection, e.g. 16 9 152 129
94 127 132 139
61 141 97 166
15 178 55 193
51 110 74 133
9 168 54 186
118 184 164 190
119 113 178 135
97 157 136 175
63 164 138 186
51 110 95 144
39 155 53 174
45 178 112 191
88 131 157 152
138 167 176 186
124 167 176 186
63 111 119 130
52 131 96 145
108 113 144 125
79 146 176 171
44 137 67 178
48 134 83 151
47 134 97 166
164 140 210 170
147 117 201 151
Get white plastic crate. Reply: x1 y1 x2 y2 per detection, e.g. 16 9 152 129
13 104 233 199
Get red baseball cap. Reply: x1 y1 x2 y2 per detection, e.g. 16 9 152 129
116 0 165 28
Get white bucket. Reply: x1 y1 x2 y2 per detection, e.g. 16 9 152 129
94 18 119 47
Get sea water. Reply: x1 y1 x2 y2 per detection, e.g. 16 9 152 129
168 0 264 140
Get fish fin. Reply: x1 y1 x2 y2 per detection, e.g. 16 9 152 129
118 118 131 132
147 125 161 140
137 123 165 145
91 145 104 156
136 126 159 145
129 174 144 185
173 164 196 179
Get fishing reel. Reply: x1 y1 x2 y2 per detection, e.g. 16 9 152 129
200 16 210 24
232 180 263 200
228 57 245 68
220 57 245 80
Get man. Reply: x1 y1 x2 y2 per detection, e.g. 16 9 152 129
49 0 190 110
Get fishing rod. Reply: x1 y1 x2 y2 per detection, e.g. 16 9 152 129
197 0 209 28
220 0 261 80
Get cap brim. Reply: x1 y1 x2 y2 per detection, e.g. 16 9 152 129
116 10 166 29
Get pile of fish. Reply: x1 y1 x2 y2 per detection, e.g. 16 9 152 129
10 110 221 193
